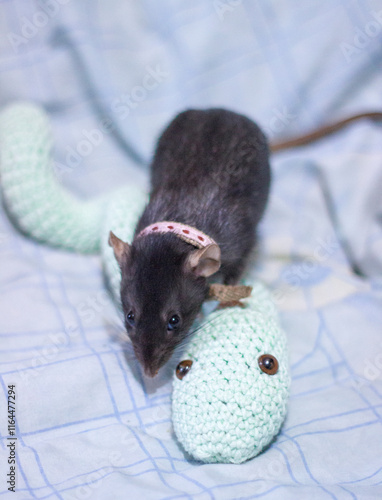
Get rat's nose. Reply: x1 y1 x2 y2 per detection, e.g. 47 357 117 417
143 365 159 378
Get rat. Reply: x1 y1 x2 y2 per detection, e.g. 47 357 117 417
109 108 382 377
109 108 271 377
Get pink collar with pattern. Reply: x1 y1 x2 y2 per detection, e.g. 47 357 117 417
136 221 216 249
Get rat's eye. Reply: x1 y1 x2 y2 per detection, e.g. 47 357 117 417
126 311 135 327
176 360 193 380
167 314 180 331
258 354 279 375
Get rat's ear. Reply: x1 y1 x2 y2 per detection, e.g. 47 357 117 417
108 231 131 267
185 244 221 278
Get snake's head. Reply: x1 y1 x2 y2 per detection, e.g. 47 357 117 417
172 283 290 464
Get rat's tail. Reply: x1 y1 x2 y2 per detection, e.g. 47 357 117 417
270 111 382 152
0 102 110 253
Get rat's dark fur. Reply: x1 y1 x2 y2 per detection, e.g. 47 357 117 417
119 108 271 377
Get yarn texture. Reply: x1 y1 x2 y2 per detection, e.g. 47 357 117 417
172 281 290 464
0 102 147 303
0 102 290 464
0 103 108 253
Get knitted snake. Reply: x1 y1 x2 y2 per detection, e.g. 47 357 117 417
0 102 290 464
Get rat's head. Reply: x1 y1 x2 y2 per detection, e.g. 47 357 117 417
109 231 221 377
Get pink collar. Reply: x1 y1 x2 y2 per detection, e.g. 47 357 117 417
136 221 216 249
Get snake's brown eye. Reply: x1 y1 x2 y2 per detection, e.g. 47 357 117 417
176 360 193 380
258 354 279 375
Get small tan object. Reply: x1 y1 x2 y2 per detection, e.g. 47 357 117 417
208 284 252 303
217 300 246 310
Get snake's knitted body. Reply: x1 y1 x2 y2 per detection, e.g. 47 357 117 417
0 103 108 253
0 102 290 464
173 282 289 463
0 102 147 303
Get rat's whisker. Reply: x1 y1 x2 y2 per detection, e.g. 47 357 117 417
175 311 228 353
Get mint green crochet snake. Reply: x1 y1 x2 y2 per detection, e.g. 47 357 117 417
0 102 290 464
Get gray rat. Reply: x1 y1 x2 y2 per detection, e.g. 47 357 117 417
109 108 271 377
